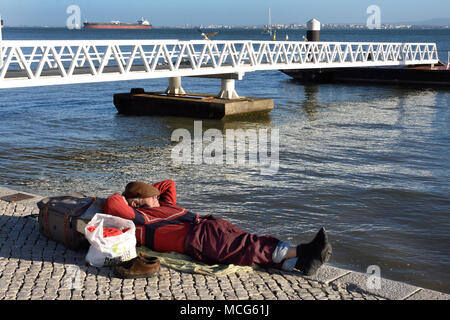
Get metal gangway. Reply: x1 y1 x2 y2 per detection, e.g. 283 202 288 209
0 39 439 89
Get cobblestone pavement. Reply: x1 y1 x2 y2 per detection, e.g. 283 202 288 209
0 198 447 301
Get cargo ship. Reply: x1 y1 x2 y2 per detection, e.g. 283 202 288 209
83 18 152 29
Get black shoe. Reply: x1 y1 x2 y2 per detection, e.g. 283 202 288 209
295 227 332 276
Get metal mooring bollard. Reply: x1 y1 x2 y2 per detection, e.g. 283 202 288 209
306 18 320 42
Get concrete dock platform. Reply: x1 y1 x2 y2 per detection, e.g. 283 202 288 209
0 186 448 301
114 91 274 119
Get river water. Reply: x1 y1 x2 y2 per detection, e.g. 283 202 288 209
0 27 449 293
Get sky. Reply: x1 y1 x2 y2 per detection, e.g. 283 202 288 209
0 0 449 27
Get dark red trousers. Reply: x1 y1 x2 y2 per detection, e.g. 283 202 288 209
185 215 283 269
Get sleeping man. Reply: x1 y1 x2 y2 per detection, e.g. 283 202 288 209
104 179 332 275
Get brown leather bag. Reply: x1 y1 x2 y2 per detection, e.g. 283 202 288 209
37 194 98 250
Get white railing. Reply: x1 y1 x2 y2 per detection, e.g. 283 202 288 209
0 40 439 88
447 51 450 70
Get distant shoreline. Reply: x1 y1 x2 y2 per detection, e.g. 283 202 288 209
2 25 450 30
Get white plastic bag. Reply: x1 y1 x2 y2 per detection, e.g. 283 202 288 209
84 213 137 267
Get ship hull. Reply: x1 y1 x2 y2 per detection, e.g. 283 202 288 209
83 23 152 30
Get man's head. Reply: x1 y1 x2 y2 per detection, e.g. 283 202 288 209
122 181 160 208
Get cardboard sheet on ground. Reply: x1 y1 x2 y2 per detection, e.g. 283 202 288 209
137 246 257 277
